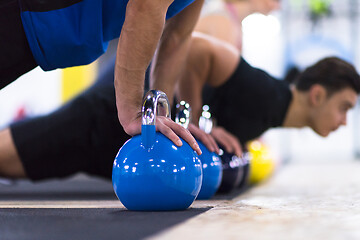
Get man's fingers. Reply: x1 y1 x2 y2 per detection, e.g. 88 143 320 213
157 117 202 155
227 134 243 157
157 121 183 146
206 132 220 154
216 133 234 153
122 115 203 155
211 127 243 158
188 124 219 153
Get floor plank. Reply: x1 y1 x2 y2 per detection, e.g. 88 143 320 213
149 162 360 240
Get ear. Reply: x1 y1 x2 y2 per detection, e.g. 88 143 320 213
308 84 327 107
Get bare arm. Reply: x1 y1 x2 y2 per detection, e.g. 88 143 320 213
177 33 242 156
151 0 204 102
115 0 203 154
115 0 172 135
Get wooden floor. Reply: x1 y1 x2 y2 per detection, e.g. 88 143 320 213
151 162 360 240
1 162 360 240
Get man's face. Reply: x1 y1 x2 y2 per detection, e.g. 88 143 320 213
250 0 281 15
310 87 358 137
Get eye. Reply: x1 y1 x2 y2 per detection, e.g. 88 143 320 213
340 106 349 113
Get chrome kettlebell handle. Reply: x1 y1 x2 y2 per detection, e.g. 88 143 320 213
142 90 171 125
175 100 191 129
199 105 213 134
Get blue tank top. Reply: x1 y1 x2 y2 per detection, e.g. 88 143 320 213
20 0 195 71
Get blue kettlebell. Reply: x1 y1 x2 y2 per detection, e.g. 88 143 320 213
112 90 203 211
199 105 249 194
176 102 222 200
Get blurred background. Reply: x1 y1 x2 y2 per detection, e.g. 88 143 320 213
0 0 359 166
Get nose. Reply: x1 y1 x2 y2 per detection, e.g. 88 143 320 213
341 115 347 126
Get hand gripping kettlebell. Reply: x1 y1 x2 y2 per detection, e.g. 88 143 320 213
112 90 202 211
176 101 222 200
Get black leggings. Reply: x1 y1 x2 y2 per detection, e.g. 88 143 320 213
10 62 130 181
0 0 37 89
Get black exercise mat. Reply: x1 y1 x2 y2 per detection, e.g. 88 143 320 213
0 176 116 200
0 177 210 239
0 207 210 240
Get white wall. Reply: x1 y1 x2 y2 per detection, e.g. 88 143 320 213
0 67 61 129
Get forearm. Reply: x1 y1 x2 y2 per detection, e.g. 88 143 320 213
151 0 204 103
177 67 204 126
113 0 204 155
151 35 191 104
115 0 174 133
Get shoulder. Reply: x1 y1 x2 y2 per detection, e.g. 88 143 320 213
196 14 233 35
196 0 234 39
232 58 289 96
201 0 230 18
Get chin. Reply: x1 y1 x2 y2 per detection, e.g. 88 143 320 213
321 132 330 137
313 129 330 137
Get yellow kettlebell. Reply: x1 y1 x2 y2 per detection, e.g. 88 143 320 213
247 140 275 184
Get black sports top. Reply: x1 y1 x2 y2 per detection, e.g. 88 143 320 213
202 57 292 144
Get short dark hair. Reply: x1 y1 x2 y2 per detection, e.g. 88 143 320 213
284 66 301 84
295 57 360 95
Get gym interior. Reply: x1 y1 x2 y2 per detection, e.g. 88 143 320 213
1 0 360 239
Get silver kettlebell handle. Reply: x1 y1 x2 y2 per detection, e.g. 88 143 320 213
142 90 171 125
199 105 213 134
175 100 191 129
